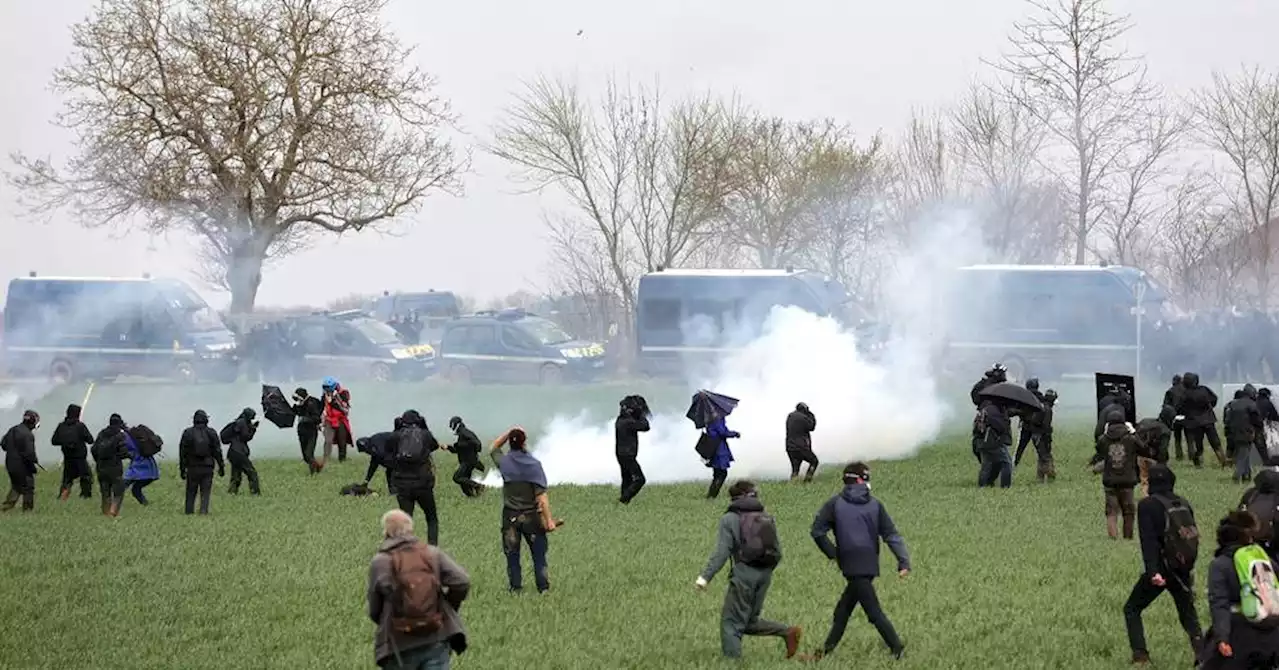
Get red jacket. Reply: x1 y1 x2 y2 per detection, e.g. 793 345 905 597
324 387 352 433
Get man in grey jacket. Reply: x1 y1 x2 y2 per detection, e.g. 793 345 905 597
807 462 910 661
694 480 802 660
367 509 470 669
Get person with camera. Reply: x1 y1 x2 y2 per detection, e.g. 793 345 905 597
785 402 818 482
318 376 353 469
291 387 324 474
615 395 651 505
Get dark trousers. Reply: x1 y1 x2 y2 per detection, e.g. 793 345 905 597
60 458 93 498
1123 573 1201 654
708 468 728 498
978 446 1012 488
617 453 646 503
297 426 318 471
185 470 214 515
452 461 484 497
1032 433 1056 481
787 449 819 481
1186 425 1224 466
970 435 982 463
127 479 154 505
720 564 790 658
823 576 903 654
97 470 126 511
227 450 260 495
1172 424 1184 459
502 510 549 592
1229 435 1255 481
396 481 439 545
2 469 35 511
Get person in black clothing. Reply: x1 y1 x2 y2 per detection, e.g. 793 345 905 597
970 364 1007 462
807 462 910 661
785 402 819 482
178 409 225 515
386 409 441 545
1200 511 1278 670
1238 466 1278 563
291 387 323 474
1 410 40 512
615 395 651 504
977 400 1013 488
444 416 485 498
1255 388 1278 465
1123 464 1203 665
1092 410 1141 540
1135 409 1172 496
1095 389 1132 441
51 403 94 500
1223 386 1263 483
91 414 129 516
1013 378 1046 467
1177 372 1226 469
356 418 399 496
222 408 261 495
1163 375 1187 460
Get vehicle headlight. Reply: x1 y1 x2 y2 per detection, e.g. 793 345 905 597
390 348 412 360
560 348 584 358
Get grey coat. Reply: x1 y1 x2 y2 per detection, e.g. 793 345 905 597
366 536 470 665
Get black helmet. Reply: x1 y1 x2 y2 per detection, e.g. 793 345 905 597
1025 378 1040 391
448 416 463 431
796 402 809 413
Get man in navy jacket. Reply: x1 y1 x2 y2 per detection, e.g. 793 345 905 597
807 462 911 661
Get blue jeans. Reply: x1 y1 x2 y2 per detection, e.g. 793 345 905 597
978 446 1012 488
382 642 451 670
503 511 549 592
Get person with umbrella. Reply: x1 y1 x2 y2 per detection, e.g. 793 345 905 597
975 382 1043 489
688 390 741 499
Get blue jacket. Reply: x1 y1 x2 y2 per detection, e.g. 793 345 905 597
811 483 909 578
123 432 160 482
706 418 737 471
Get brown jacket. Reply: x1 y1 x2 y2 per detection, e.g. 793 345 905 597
366 536 470 665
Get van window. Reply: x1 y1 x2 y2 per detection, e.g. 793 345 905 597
642 299 681 331
502 326 542 351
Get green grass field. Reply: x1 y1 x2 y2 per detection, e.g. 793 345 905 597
0 380 1258 670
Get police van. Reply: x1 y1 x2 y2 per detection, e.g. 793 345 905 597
437 309 605 385
369 290 461 346
1 274 239 383
939 264 1173 381
634 267 875 377
281 310 436 382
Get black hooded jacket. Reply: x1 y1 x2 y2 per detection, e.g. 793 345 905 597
614 412 651 458
292 391 324 434
386 410 440 485
785 408 816 452
1177 373 1218 428
1136 466 1194 577
223 408 259 456
1 421 38 474
91 415 129 475
1091 420 1140 488
1223 386 1263 440
1238 469 1278 561
179 410 224 475
1258 393 1279 423
51 404 94 460
358 431 395 483
451 424 483 465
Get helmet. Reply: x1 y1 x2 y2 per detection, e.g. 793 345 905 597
322 376 339 390
1025 378 1040 391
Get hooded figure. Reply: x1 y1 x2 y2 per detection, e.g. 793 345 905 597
969 365 1006 462
1256 388 1278 465
1238 468 1278 563
356 422 398 496
222 408 260 495
179 409 225 515
615 395 652 503
808 463 909 660
1014 380 1049 469
1091 410 1140 540
1200 512 1279 670
704 417 739 499
976 400 1013 489
1178 372 1226 468
291 387 324 474
91 414 129 516
1224 385 1264 483
1123 464 1204 665
51 403 94 500
319 377 353 468
0 410 40 512
785 402 819 482
446 416 485 498
386 409 441 545
1163 375 1187 460
1135 411 1172 496
122 416 160 506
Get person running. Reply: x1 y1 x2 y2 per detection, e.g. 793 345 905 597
492 427 562 593
1092 410 1141 540
444 416 485 498
291 387 323 474
1123 464 1203 666
51 404 94 501
387 410 441 545
805 462 909 661
0 410 40 513
121 420 160 506
178 410 225 515
91 414 129 517
221 408 261 496
615 395 651 504
695 479 801 660
785 403 819 482
704 416 740 499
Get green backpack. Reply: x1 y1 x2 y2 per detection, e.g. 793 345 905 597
1233 544 1279 624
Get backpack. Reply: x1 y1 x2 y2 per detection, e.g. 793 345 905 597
1233 544 1280 625
1155 494 1199 573
387 543 444 635
737 511 782 569
219 422 236 446
396 427 429 467
129 425 163 458
189 428 212 460
340 482 374 496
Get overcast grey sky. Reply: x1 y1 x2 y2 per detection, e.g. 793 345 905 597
1 0 1275 308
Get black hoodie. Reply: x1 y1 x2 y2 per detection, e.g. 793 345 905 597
223 408 259 456
1178 373 1218 428
1136 466 1194 577
50 404 94 460
91 415 129 475
387 410 440 484
1 419 38 474
1239 469 1279 561
1091 419 1141 488
179 410 224 475
1223 386 1263 440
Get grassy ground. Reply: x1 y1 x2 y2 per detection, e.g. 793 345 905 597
0 411 1256 669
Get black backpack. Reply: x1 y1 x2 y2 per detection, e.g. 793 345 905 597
1156 494 1200 573
129 425 163 458
189 428 212 459
738 511 782 569
219 422 236 446
396 427 429 467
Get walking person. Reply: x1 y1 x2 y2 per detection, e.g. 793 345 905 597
492 426 562 593
694 479 802 660
1223 385 1263 484
387 410 441 546
1013 378 1046 467
704 416 740 499
0 410 40 513
615 395 651 504
804 462 909 661
1238 467 1278 563
976 399 1013 489
178 410 224 515
291 387 323 474
444 416 484 498
1163 375 1187 461
122 420 160 507
1092 410 1141 540
785 402 819 482
221 408 261 495
318 376 353 469
51 403 94 500
1178 372 1226 468
1122 464 1204 665
367 509 471 669
1200 511 1279 670
91 414 129 517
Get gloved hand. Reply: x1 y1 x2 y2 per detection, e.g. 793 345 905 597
179 470 186 480
218 466 225 478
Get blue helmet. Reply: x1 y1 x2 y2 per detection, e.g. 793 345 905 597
322 376 339 390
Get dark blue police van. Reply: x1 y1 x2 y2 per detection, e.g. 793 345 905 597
437 309 606 385
1 274 238 383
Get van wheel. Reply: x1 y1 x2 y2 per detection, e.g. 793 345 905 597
49 360 75 385
172 361 197 384
447 365 471 385
370 362 392 382
999 356 1027 384
539 364 564 386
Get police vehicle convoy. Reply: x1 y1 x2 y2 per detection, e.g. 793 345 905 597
369 289 461 347
436 308 605 385
275 310 436 382
2 273 239 383
633 267 877 378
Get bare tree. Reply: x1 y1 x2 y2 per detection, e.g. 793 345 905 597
9 0 463 312
1149 173 1240 308
489 76 741 326
1193 67 1280 303
887 110 960 245
991 0 1157 264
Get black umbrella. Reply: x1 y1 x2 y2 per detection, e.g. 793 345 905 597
686 389 740 429
261 384 296 429
978 382 1044 412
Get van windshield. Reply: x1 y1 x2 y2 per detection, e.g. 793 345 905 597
159 283 226 333
520 317 574 346
350 317 403 346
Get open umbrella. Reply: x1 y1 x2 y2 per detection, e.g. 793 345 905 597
978 382 1044 412
261 384 296 429
686 389 739 429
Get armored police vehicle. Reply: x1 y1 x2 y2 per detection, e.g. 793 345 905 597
437 309 606 385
